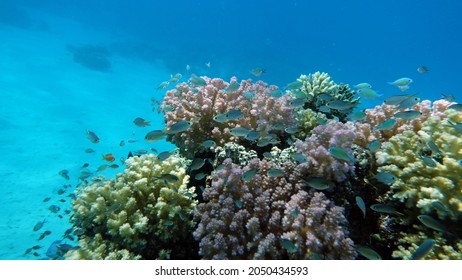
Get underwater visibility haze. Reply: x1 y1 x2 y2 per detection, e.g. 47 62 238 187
1 0 461 260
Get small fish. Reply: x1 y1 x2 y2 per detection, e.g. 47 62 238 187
144 130 167 142
411 239 435 260
348 111 367 121
213 113 228 123
186 65 190 71
190 75 206 86
370 204 402 215
202 140 216 148
37 230 52 241
376 119 396 130
383 94 416 105
230 126 250 137
317 93 334 101
441 93 456 102
269 89 283 98
225 82 240 93
431 201 448 214
226 109 244 121
357 88 381 99
81 163 90 168
355 245 382 260
42 197 51 202
189 158 206 171
168 77 179 83
242 170 257 182
133 117 151 127
96 164 109 172
48 205 61 213
63 210 71 215
102 153 115 162
32 252 40 257
58 170 70 180
166 120 191 134
58 199 66 203
427 141 441 154
57 188 66 195
290 97 306 107
280 238 297 253
318 105 331 113
421 156 437 167
109 164 119 169
446 120 462 134
367 140 381 152
24 248 33 255
374 172 396 185
157 151 171 161
157 81 169 90
79 169 93 180
396 96 420 110
302 177 331 190
293 153 307 163
291 207 299 219
250 68 265 77
326 100 357 111
127 138 137 143
205 62 211 68
33 219 46 232
417 215 447 232
107 202 121 213
84 148 95 153
173 73 182 79
354 83 372 89
329 147 356 163
447 103 462 111
243 91 256 99
267 168 285 177
234 199 242 209
194 173 207 180
388 77 413 91
155 174 180 184
31 245 42 250
284 126 298 134
134 150 148 156
355 196 366 218
245 131 260 141
285 80 303 90
393 110 422 120
416 66 429 74
85 130 99 144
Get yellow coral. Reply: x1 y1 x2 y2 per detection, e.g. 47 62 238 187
67 154 198 259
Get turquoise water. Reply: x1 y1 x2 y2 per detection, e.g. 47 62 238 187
0 0 461 259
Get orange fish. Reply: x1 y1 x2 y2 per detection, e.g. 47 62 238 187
102 153 115 162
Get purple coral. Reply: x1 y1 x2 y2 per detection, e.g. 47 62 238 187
294 120 357 182
193 158 356 259
161 76 296 158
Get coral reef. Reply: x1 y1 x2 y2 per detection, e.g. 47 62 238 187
66 154 198 259
193 158 356 259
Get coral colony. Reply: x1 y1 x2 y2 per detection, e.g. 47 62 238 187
65 72 461 260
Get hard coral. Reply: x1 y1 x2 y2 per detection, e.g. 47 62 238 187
66 154 198 259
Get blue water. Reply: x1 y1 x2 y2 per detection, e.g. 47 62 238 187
0 0 461 259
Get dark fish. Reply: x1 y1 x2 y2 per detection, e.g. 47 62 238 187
24 248 33 255
96 164 109 172
447 103 462 111
302 177 331 190
48 205 61 213
33 219 46 232
58 169 70 180
280 238 297 253
355 245 382 260
81 163 90 168
58 199 66 203
166 120 191 134
37 230 52 241
119 140 125 146
417 66 429 74
46 240 75 260
417 215 447 232
85 129 99 144
145 130 166 142
155 174 179 184
42 197 51 202
32 252 40 257
109 164 119 169
64 210 71 215
157 151 171 161
189 158 206 171
134 149 148 156
133 117 150 127
411 239 435 260
242 169 257 182
84 148 96 153
370 204 402 215
57 188 66 195
355 196 366 218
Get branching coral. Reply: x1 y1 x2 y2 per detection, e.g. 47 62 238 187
193 158 356 260
161 76 296 158
294 120 357 182
66 154 198 260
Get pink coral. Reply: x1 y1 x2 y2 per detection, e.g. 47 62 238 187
294 120 357 182
161 76 296 158
193 158 356 259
